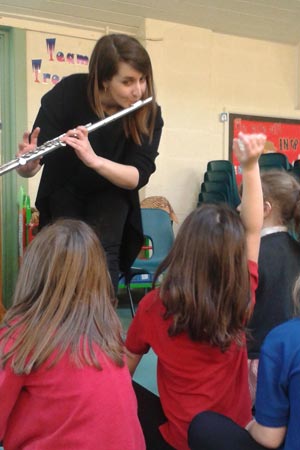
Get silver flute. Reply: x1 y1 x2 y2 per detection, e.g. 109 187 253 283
0 96 153 176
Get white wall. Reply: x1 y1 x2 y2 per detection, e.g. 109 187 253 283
142 18 299 231
1 16 300 232
26 29 98 201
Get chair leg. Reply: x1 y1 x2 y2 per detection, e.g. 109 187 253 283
126 284 135 317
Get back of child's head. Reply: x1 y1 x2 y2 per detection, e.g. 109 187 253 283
156 204 250 351
261 169 300 233
0 219 123 374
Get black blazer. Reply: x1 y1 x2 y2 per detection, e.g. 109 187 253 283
32 73 164 271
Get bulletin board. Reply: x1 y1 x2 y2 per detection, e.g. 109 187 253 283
228 113 300 184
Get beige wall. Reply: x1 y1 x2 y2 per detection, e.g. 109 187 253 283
2 16 300 232
26 29 98 201
142 18 299 231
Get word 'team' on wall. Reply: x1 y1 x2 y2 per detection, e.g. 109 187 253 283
31 37 89 85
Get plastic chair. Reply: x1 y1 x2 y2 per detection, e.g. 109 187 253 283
207 160 235 173
204 170 232 185
201 181 231 203
204 170 238 208
258 152 291 170
122 208 175 316
294 159 300 168
198 191 227 206
290 166 300 181
206 160 241 208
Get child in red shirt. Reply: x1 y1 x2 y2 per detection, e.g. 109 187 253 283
126 132 266 450
0 219 145 450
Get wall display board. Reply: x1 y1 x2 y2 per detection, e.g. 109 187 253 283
229 113 300 184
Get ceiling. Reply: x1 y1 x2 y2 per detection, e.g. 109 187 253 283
1 0 300 45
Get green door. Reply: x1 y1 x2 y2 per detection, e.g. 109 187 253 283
0 27 27 308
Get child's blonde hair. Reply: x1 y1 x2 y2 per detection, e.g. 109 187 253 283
0 219 124 374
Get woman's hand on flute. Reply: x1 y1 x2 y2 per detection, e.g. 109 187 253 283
61 126 99 169
16 127 42 178
61 125 139 189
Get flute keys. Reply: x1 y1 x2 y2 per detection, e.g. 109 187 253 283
19 157 27 166
0 97 152 176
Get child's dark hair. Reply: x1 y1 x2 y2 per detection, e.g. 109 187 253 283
154 204 251 352
0 219 124 374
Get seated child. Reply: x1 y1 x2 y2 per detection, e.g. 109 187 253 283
126 132 266 450
0 219 145 450
247 169 300 402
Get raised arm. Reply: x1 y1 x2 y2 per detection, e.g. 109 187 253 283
232 132 266 263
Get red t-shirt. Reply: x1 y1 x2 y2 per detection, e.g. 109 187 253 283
0 338 145 450
126 260 258 450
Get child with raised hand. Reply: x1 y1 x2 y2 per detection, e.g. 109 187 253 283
247 169 300 402
0 219 145 450
125 132 266 450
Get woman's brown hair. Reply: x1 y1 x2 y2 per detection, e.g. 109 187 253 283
0 219 124 374
154 204 251 352
260 169 300 235
87 33 157 145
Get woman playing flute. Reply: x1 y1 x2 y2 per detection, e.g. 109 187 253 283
17 33 164 295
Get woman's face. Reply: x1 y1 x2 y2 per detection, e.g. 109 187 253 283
104 61 147 109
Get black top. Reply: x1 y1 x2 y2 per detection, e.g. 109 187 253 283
247 232 300 359
33 73 164 271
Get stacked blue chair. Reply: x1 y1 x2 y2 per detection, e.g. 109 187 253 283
201 181 231 202
258 152 291 171
198 191 227 205
291 167 300 180
200 154 293 210
290 159 300 181
294 159 300 168
121 208 174 316
198 160 240 208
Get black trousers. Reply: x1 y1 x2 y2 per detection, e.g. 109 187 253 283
133 382 176 450
38 186 129 294
188 411 270 450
